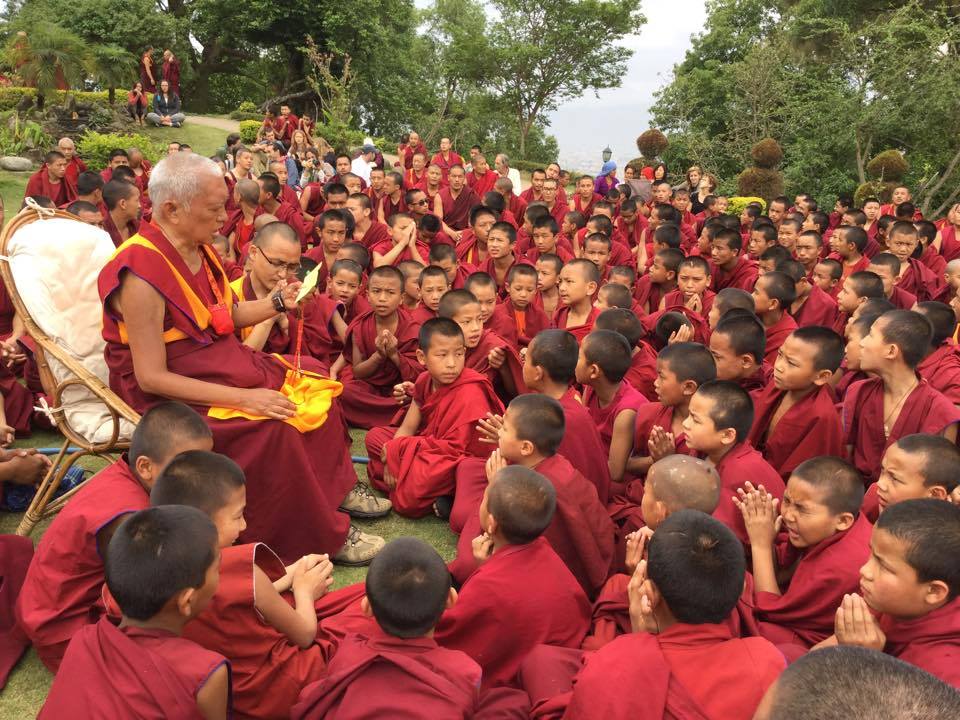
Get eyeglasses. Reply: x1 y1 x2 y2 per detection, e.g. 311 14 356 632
411 198 428 206
257 248 301 273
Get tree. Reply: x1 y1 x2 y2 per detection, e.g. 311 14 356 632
4 21 90 108
487 0 645 156
90 44 135 104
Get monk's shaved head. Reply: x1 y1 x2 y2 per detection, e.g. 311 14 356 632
647 455 721 515
237 178 260 206
254 213 280 231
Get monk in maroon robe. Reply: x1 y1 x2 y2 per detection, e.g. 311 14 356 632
161 50 181 96
914 301 960 405
97 154 371 564
440 166 481 233
710 231 759 291
0 534 32 688
24 151 76 206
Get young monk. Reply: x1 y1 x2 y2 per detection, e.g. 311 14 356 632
834 270 886 334
151 451 347 718
749 327 845 480
634 247 682 315
437 288 525 399
868 253 917 310
829 225 870 292
752 271 799 365
39 507 231 719
706 313 767 395
844 309 960 485
478 221 527 295
371 213 428 267
535 253 563 316
914 301 960 404
825 499 960 687
577 330 648 483
292 538 493 719
861 431 960 521
450 395 614 597
554 259 601 342
428 242 470 288
594 281 632 312
397 259 423 310
707 286 756 329
627 342 717 478
16 402 213 672
710 228 759 291
344 192 391 249
887 221 946 302
778 258 838 328
409 265 449 324
526 215 574 264
737 456 873 650
489 264 549 349
596 307 658 401
365 318 503 517
435 466 590 688
813 258 843 298
333 266 423 430
523 511 784 720
464 271 499 328
683 381 785 548
456 206 496 265
305 209 350 292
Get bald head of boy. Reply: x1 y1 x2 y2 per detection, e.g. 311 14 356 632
641 455 721 530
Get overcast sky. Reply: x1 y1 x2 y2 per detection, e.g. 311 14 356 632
547 1 707 173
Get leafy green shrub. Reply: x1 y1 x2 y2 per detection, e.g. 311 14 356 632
751 138 784 169
77 131 164 170
0 115 52 155
236 100 258 114
0 87 113 111
854 180 895 207
727 196 767 217
737 138 784 203
636 129 668 161
866 150 908 181
239 120 261 144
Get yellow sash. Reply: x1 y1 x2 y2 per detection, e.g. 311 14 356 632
207 355 342 433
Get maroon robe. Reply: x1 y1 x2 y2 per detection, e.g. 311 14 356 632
762 313 798 365
440 186 480 231
161 57 181 96
898 257 946 302
623 342 659 402
449 454 615 598
582 383 648 461
430 151 464 183
465 328 527 400
522 623 784 720
939 224 960 262
183 543 346 719
792 284 838 328
660 288 716 318
558 388 613 502
98 222 355 561
710 255 759 292
572 193 603 219
368 235 431 266
748 512 873 648
24 167 76 206
378 192 408 223
711 443 785 550
435 536 590 688
842 377 960 484
402 142 429 170
632 275 666 315
39 618 230 719
489 301 550 349
64 155 87 185
275 200 311 249
467 169 498 196
353 219 391 249
292 626 482 719
921 244 948 278
880 596 960 688
748 383 844 480
917 344 960 405
338 308 422 429
552 305 600 343
15 460 148 672
364 368 504 517
889 284 917 310
232 274 292 354
0 535 32 688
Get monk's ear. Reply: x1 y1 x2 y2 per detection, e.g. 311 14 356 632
924 579 950 608
719 427 738 447
176 587 197 619
834 511 855 533
360 596 373 617
134 455 157 488
738 353 754 370
812 368 834 387
415 348 427 367
485 515 499 538
586 280 598 296
445 587 458 610
927 485 949 502
681 379 699 397
519 439 536 458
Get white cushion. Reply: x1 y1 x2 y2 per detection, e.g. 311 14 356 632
7 216 135 443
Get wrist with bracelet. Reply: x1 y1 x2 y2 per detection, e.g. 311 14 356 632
271 291 286 313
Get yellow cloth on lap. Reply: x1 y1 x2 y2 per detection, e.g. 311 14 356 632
208 356 342 433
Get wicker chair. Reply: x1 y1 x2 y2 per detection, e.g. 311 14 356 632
0 208 140 535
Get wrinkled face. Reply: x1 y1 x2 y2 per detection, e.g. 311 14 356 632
508 273 537 309
779 477 844 549
677 264 709 298
859 528 931 618
57 139 75 158
175 174 229 246
709 331 751 381
536 259 558 291
419 275 449 311
452 303 484 348
211 485 247 549
367 274 403 317
320 219 348 252
486 227 514 260
412 153 427 172
329 269 361 305
449 167 466 191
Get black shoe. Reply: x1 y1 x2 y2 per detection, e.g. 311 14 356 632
432 495 454 520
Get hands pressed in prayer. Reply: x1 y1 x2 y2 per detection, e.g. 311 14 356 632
835 593 886 651
624 527 653 575
647 425 676 461
485 448 507 483
627 559 655 634
734 484 781 549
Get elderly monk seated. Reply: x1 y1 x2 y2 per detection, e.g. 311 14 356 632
97 153 388 566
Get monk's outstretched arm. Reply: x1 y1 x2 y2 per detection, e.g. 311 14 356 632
118 276 295 418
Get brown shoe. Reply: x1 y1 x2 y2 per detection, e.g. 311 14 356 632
339 481 392 519
332 525 385 566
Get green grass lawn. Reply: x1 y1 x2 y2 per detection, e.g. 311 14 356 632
139 122 230 157
0 425 458 718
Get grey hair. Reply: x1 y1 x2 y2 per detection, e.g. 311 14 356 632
496 153 509 166
149 153 223 211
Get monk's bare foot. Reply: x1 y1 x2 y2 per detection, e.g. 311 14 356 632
0 451 50 486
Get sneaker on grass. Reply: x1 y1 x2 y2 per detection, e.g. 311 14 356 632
339 481 392 518
332 524 385 566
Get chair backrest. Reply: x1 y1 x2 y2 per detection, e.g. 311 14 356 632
6 214 135 443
